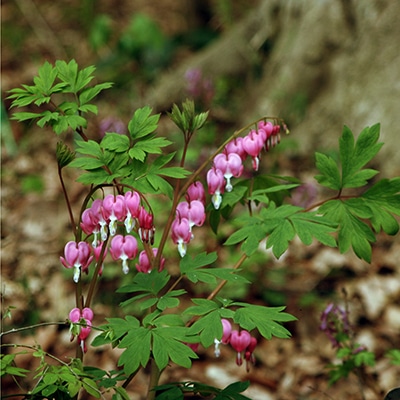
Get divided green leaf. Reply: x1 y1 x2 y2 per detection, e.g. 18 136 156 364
315 124 383 191
233 303 297 339
128 106 160 139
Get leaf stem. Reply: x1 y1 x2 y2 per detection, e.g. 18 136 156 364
207 253 248 301
0 321 67 338
303 194 357 212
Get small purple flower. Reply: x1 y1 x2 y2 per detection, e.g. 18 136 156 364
291 182 318 208
99 117 127 138
320 302 351 348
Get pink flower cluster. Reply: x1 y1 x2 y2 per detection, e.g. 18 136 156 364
215 319 258 372
207 121 281 209
171 182 206 257
61 191 164 281
81 191 154 245
69 307 94 353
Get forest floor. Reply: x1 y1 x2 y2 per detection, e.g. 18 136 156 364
1 1 400 399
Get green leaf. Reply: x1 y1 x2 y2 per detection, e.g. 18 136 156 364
354 350 375 367
319 199 376 262
340 124 383 188
218 381 252 400
107 315 140 340
82 377 101 398
233 303 296 339
159 167 190 179
118 269 170 296
56 60 98 94
155 386 184 400
183 298 221 317
68 380 81 397
33 61 58 95
128 106 160 139
180 252 218 273
362 178 400 234
52 114 87 134
290 213 337 247
101 133 130 152
113 386 131 400
186 310 223 347
79 82 113 104
68 157 105 170
314 152 341 190
266 218 295 258
167 100 208 133
75 169 111 185
0 354 30 377
41 385 58 397
37 111 60 128
11 111 41 122
180 252 248 284
157 290 186 311
79 104 98 114
316 125 383 192
386 349 400 365
152 314 186 328
152 328 198 369
118 327 152 374
55 60 79 91
128 137 172 161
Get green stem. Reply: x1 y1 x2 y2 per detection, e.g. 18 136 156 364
0 321 67 338
84 238 109 309
146 358 162 400
153 135 191 268
58 165 77 239
303 193 356 213
206 253 248 301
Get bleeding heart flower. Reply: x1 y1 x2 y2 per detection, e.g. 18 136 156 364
60 241 93 283
110 234 138 274
207 167 225 209
186 181 206 205
68 307 94 353
102 194 126 236
124 191 141 233
171 216 192 257
213 152 243 192
229 330 252 366
136 248 165 273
